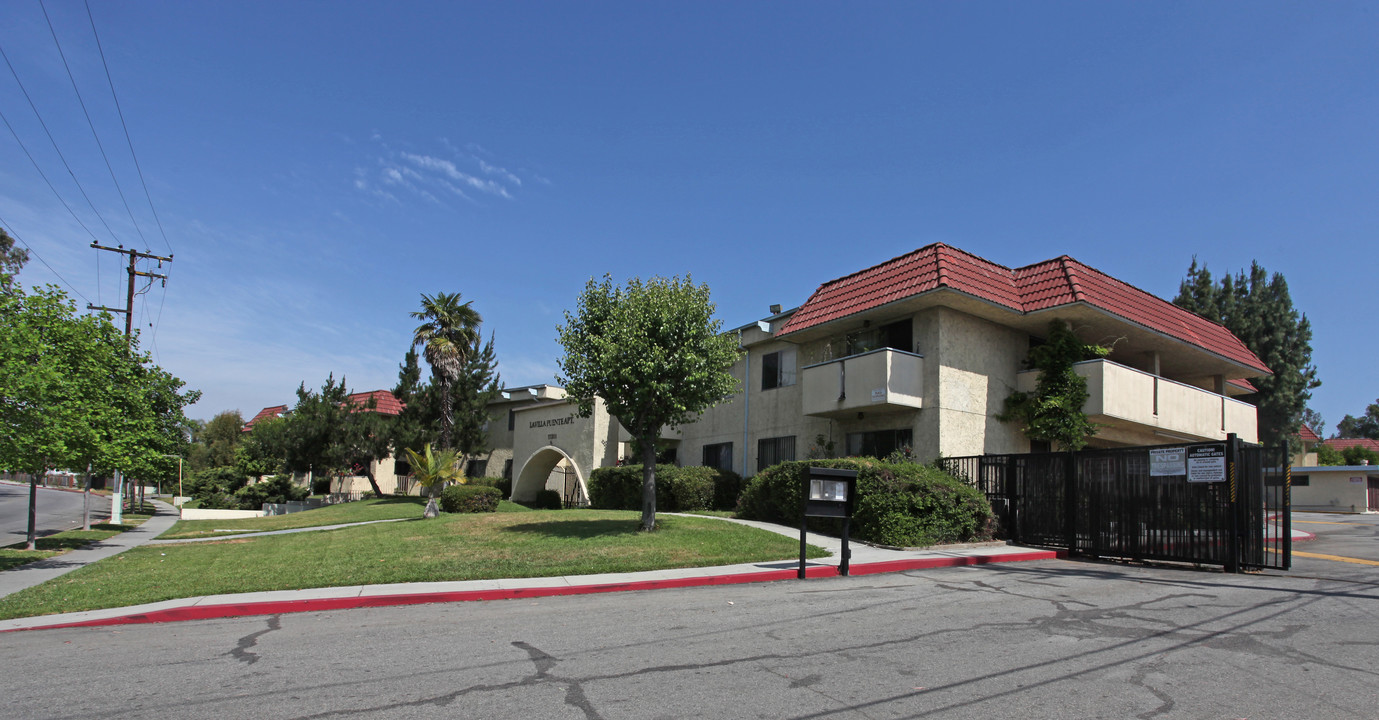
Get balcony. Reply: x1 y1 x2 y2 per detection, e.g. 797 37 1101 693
802 349 924 418
1016 359 1258 443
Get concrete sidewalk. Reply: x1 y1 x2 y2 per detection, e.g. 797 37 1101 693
0 510 1063 633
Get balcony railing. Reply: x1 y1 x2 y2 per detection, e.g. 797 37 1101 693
1016 359 1258 443
802 348 923 418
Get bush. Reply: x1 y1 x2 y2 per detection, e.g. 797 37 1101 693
588 464 745 512
311 477 333 495
531 489 564 510
234 474 309 511
736 459 994 547
440 484 502 513
466 476 512 498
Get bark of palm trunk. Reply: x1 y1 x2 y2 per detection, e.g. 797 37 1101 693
438 374 455 451
640 437 657 532
424 485 440 518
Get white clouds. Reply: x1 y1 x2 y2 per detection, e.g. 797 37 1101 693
351 135 530 208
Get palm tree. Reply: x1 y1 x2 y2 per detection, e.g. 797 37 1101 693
411 292 481 451
403 443 464 518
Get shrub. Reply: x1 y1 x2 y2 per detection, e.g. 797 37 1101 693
234 474 309 510
588 464 743 512
466 476 512 498
736 459 994 547
440 484 502 513
311 477 333 495
185 466 248 502
531 489 564 510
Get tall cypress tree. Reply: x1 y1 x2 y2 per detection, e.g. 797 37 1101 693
1174 259 1320 449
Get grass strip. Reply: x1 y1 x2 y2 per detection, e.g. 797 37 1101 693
0 510 825 619
0 509 155 572
163 497 534 539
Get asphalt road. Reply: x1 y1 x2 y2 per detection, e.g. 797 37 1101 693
0 482 104 545
4 521 1377 720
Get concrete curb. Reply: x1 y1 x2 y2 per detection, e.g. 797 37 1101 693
0 548 1063 633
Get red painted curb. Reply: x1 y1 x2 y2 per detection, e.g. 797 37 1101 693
4 550 1064 632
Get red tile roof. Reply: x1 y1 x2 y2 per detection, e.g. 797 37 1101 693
1227 378 1258 393
778 243 1270 375
242 405 288 432
1321 438 1379 453
346 390 404 416
1296 425 1321 442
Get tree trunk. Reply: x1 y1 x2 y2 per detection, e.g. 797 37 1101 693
363 466 385 497
438 375 455 451
26 469 40 551
639 434 658 532
424 484 440 518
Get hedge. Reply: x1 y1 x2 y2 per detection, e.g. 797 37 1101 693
466 476 512 498
736 458 994 547
440 484 502 513
587 464 744 512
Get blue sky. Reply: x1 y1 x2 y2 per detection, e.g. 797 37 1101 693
1 1 1375 435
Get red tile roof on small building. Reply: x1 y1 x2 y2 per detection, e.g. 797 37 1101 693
346 390 404 416
242 405 288 432
1296 425 1321 443
777 243 1270 375
1321 438 1379 453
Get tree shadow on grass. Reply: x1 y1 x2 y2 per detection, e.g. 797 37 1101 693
500 519 643 539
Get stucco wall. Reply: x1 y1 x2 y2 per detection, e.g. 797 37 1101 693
933 307 1029 457
1292 467 1376 513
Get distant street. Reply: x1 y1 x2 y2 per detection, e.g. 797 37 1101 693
0 482 102 545
4 513 1377 719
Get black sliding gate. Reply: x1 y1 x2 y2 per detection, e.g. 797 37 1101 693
940 435 1290 572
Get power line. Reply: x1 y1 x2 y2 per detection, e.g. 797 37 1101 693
0 40 123 245
40 0 148 249
84 0 172 257
0 213 92 305
0 106 104 245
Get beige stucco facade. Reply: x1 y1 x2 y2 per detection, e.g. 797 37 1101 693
490 295 1264 502
1291 466 1379 513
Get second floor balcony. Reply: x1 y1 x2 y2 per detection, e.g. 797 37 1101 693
802 348 924 418
1016 359 1259 444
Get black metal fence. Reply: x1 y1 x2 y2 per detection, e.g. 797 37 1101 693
939 435 1290 572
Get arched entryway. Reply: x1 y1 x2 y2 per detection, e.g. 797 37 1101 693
513 446 589 506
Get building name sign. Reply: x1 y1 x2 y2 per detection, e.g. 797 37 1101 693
530 415 575 429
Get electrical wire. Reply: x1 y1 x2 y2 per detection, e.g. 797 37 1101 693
41 0 148 249
84 0 172 257
0 41 123 244
0 106 104 245
0 213 92 305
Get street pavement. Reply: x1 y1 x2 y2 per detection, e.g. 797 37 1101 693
0 480 106 544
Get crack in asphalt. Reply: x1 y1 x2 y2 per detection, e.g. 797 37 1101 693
227 615 281 666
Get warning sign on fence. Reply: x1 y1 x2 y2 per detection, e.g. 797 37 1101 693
1149 448 1187 477
1186 444 1227 483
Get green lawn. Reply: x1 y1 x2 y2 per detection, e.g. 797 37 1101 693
162 497 534 539
0 510 824 619
0 508 155 571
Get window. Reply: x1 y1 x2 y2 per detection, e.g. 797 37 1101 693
758 436 796 472
702 442 734 471
508 409 516 431
845 429 913 459
846 319 913 356
466 459 488 478
761 348 796 390
503 459 513 481
1293 474 1310 487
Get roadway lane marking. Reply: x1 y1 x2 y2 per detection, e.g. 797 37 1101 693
1291 550 1379 567
1293 520 1372 526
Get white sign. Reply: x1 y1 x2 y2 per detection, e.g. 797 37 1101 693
871 388 886 403
1149 448 1186 477
1186 444 1227 483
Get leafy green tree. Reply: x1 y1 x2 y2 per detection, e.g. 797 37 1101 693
998 320 1110 452
403 443 463 518
391 347 436 464
0 227 29 294
236 416 289 479
187 410 245 472
1335 399 1379 440
1298 407 1327 439
451 332 502 465
1316 444 1344 466
275 375 394 497
411 292 481 451
1174 258 1319 449
556 274 741 531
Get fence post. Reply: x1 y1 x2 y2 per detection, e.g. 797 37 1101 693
1064 451 1077 554
1226 432 1239 574
1006 457 1020 542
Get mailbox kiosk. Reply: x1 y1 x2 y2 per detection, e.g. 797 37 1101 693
799 467 858 578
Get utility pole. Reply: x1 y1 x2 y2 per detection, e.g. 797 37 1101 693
87 243 172 337
87 243 172 522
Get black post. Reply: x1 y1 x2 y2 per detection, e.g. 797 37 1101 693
1226 433 1240 574
840 517 851 576
1282 446 1292 571
798 516 808 580
1064 451 1077 554
798 476 808 579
